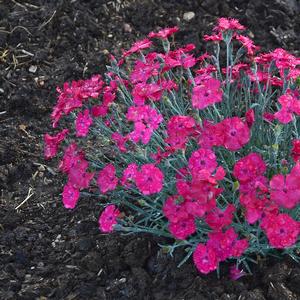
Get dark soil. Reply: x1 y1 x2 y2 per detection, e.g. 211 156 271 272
1 0 300 299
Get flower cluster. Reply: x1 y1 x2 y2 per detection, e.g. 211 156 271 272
45 18 300 277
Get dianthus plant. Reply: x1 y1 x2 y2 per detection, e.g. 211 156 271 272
45 18 300 276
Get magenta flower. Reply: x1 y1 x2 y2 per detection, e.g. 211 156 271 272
135 164 164 195
192 78 223 109
123 38 152 57
62 183 80 209
97 164 118 194
169 217 196 240
98 205 120 233
162 195 189 223
233 153 266 183
132 82 162 105
165 115 196 150
291 139 300 162
193 243 218 274
205 204 235 231
229 266 246 280
148 26 179 39
44 129 69 159
214 17 245 32
275 92 300 124
270 170 300 209
198 120 224 149
207 228 248 261
79 74 104 99
245 109 255 127
68 160 94 189
130 60 159 83
261 213 300 249
128 122 153 144
188 148 218 176
59 143 84 173
112 132 128 153
121 163 138 187
75 109 93 137
235 35 259 56
219 117 250 151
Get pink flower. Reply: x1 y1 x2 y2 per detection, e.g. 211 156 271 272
128 122 153 144
270 165 300 209
203 33 223 42
193 243 218 274
51 82 82 127
169 217 196 240
91 104 108 117
126 105 163 144
97 164 118 194
198 120 224 149
261 213 299 248
112 132 128 153
44 129 69 159
75 109 93 137
98 205 120 232
163 195 189 223
123 39 152 57
188 148 218 177
62 183 80 209
135 164 164 195
233 153 266 183
132 83 162 105
79 74 104 99
59 143 84 173
275 91 300 124
207 228 248 261
186 198 216 218
179 175 222 204
235 35 259 56
231 239 249 257
239 192 277 224
245 109 255 127
271 48 299 70
230 266 246 280
205 204 235 231
160 45 196 70
130 60 159 83
68 160 94 189
121 163 138 187
51 75 103 127
192 78 223 109
291 139 300 162
214 18 245 32
148 26 179 39
263 112 275 122
165 115 196 150
219 117 250 151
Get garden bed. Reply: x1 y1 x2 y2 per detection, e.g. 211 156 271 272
1 0 300 299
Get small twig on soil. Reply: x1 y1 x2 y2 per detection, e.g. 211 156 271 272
1 77 16 87
33 162 57 175
20 49 34 57
11 0 28 11
0 117 14 124
0 26 32 36
97 268 103 276
15 187 35 210
39 10 57 30
18 149 40 158
23 2 40 9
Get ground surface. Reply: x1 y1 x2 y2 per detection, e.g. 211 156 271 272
1 0 300 299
